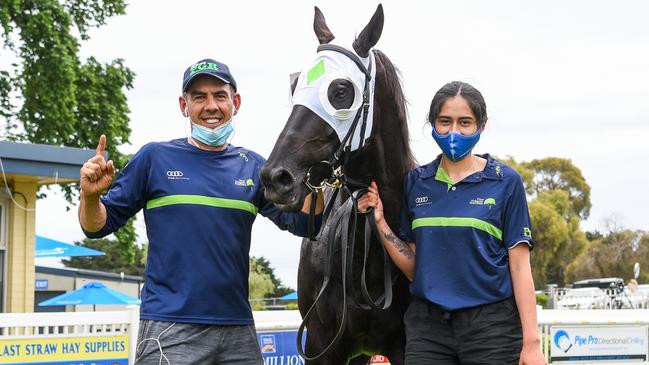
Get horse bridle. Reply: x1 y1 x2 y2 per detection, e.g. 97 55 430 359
298 45 395 362
302 44 373 197
304 43 373 239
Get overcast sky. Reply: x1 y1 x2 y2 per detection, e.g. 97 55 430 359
34 0 649 289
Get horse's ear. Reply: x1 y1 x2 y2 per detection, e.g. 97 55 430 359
314 6 335 44
353 4 384 57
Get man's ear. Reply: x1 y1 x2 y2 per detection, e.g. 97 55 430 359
179 96 188 116
233 93 241 115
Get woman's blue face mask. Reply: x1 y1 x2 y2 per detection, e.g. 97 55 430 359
431 128 481 162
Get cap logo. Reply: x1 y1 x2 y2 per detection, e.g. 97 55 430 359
190 62 220 76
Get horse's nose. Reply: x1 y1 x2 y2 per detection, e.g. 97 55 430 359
270 168 296 194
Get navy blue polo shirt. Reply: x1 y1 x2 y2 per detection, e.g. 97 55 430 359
399 154 533 311
83 138 317 325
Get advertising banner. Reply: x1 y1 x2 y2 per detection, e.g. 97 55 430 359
258 330 304 365
257 330 391 364
0 335 128 365
550 325 648 362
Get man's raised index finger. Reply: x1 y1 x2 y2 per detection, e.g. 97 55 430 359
96 134 107 157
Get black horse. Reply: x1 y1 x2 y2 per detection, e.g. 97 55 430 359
260 5 416 365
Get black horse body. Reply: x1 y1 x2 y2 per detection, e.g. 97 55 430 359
260 5 416 365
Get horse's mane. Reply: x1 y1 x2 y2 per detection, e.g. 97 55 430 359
373 49 418 173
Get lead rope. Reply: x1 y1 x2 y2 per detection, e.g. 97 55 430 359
297 198 354 361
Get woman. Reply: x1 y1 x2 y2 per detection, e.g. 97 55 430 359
358 81 546 364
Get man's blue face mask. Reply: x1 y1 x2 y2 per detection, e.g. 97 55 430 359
191 121 234 147
185 103 235 147
431 128 481 162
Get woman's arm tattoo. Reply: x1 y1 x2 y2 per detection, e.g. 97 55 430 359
382 231 414 259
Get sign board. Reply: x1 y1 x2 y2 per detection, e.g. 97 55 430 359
34 279 48 290
258 331 304 365
550 325 648 362
256 331 392 364
0 335 128 365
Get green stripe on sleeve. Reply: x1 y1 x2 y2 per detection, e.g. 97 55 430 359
146 195 258 215
412 217 502 240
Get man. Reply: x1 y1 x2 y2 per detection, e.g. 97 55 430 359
79 58 322 364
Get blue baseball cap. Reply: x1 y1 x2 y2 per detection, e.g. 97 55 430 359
182 59 237 92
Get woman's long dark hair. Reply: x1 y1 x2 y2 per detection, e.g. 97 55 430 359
427 81 488 127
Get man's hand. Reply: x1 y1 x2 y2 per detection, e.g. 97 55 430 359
80 135 115 198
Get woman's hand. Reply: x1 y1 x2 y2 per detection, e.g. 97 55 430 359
356 181 384 223
519 342 547 365
357 181 415 281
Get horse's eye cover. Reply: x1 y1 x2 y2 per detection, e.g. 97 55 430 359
291 47 376 152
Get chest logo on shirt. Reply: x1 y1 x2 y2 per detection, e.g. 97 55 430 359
235 178 255 187
415 196 430 206
166 170 189 180
469 197 496 209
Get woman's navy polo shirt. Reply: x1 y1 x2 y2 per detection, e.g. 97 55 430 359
399 154 533 311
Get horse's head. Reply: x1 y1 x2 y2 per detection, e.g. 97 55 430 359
260 5 384 211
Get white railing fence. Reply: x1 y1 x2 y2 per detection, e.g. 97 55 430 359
0 306 140 363
1 307 647 364
551 288 649 310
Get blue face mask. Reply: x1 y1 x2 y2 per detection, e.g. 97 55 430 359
191 120 234 147
432 128 481 162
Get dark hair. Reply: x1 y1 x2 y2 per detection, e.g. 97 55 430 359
427 81 487 127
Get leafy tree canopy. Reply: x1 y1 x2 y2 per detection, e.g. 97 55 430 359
522 157 591 220
504 156 591 287
251 256 294 297
566 228 649 285
1 0 132 167
249 258 274 301
1 0 137 260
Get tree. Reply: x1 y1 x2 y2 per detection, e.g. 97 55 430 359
62 238 146 277
1 0 137 260
523 157 591 220
528 190 588 287
503 157 591 287
566 227 649 284
250 256 294 297
249 258 274 301
1 1 132 164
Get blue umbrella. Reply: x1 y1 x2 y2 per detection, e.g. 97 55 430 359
280 291 298 300
38 282 141 308
35 235 105 258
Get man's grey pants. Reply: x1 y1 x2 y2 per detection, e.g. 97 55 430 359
135 320 263 364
